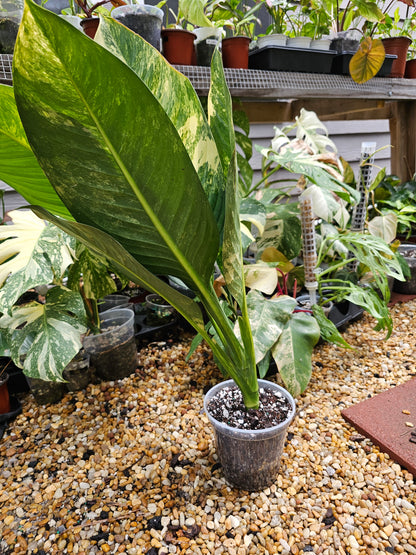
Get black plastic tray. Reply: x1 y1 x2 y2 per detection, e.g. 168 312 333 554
134 311 180 343
328 300 364 329
331 52 397 77
249 45 336 74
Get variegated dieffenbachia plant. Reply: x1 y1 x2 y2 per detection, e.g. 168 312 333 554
0 0 321 401
0 210 122 380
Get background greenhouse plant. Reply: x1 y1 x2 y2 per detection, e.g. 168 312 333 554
247 110 405 337
0 0 324 403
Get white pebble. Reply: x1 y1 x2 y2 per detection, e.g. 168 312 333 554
147 503 157 514
229 515 240 528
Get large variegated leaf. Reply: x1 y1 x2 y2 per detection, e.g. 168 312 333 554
13 1 219 290
0 84 71 219
94 17 225 230
208 48 235 186
294 109 339 155
0 286 87 381
0 210 74 312
271 311 320 397
67 243 117 300
257 141 359 204
32 206 206 331
246 291 297 364
222 153 244 306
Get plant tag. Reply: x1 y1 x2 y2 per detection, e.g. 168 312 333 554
206 39 219 46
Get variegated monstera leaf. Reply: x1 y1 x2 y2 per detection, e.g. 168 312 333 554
0 210 75 313
0 285 87 381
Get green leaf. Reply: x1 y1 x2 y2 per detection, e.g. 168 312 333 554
179 0 213 27
236 152 254 197
0 210 75 312
312 304 352 349
13 2 219 291
0 84 72 219
0 286 87 381
94 16 225 232
272 311 320 397
344 286 393 338
233 108 250 136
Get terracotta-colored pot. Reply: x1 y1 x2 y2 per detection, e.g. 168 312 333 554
161 29 196 65
80 17 99 39
405 59 416 78
0 372 11 415
382 37 412 78
222 36 251 69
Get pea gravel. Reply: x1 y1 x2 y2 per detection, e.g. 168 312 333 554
1 300 416 555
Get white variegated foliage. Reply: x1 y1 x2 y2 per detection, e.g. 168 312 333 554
0 210 75 313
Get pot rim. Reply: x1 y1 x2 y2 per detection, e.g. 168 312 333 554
204 378 296 439
0 371 9 387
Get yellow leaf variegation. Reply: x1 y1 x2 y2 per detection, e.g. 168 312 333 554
349 37 385 84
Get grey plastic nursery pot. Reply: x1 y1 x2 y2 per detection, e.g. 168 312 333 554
62 349 91 392
204 379 296 491
394 244 416 295
83 308 137 381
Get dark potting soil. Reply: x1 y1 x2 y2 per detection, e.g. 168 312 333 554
207 385 292 430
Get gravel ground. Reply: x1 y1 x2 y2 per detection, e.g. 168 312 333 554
1 300 416 555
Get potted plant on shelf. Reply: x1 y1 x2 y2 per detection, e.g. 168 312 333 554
208 0 262 67
405 40 416 77
160 0 197 65
176 0 223 66
74 0 124 38
349 0 416 82
256 0 294 48
0 1 327 489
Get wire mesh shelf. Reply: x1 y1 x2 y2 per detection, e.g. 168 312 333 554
1 54 410 99
0 55 13 84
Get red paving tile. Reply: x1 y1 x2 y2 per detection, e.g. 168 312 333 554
389 292 416 306
341 378 416 476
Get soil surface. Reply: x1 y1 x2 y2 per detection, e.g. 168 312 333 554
207 385 292 430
